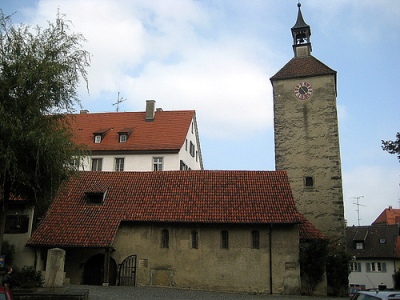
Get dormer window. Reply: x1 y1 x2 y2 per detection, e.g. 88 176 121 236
119 134 127 143
94 135 102 143
93 128 110 144
118 128 133 143
85 190 107 204
355 242 364 250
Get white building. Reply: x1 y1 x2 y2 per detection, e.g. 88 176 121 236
69 100 203 172
347 224 400 291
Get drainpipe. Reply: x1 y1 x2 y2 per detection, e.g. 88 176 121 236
269 224 273 295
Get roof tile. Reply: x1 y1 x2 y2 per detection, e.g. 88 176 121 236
67 110 195 152
28 170 303 248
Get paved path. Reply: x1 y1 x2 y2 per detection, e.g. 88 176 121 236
76 285 348 300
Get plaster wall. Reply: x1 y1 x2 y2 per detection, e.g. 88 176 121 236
110 223 300 294
349 259 398 290
79 117 202 171
60 223 300 294
272 74 345 243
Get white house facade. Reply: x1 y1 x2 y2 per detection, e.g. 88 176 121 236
69 100 203 172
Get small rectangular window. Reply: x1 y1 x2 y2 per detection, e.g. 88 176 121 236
355 242 364 250
115 158 124 172
191 230 198 249
349 262 361 272
304 176 314 187
153 157 163 171
119 134 127 143
161 229 169 248
221 230 229 249
189 141 195 157
94 135 102 143
252 230 260 249
5 215 29 234
92 158 103 171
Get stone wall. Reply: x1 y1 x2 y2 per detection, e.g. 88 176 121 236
272 74 346 244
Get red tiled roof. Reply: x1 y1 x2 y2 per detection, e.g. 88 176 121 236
270 55 336 81
372 207 400 225
298 214 326 240
67 110 195 152
27 170 302 248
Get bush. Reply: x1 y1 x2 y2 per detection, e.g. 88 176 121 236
12 266 43 289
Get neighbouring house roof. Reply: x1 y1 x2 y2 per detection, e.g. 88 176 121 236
270 55 336 81
346 225 400 258
372 207 400 225
27 170 305 248
67 110 195 152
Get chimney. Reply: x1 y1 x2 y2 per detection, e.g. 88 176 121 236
80 110 89 114
145 100 156 121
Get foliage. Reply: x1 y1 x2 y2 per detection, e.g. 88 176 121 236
326 249 349 296
382 132 400 162
393 269 400 289
0 10 90 253
12 266 43 289
299 238 329 295
0 241 15 269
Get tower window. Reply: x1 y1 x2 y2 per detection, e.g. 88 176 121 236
304 176 314 187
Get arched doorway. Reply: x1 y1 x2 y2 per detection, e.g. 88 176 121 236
82 254 117 285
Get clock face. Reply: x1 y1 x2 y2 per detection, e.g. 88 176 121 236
294 82 313 100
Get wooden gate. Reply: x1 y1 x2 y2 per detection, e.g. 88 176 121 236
118 255 137 286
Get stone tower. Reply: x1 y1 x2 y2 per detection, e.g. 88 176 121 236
270 3 345 244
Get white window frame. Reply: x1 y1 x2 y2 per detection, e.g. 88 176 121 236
92 158 103 171
371 262 382 272
356 242 364 250
115 158 124 172
119 134 127 143
349 262 361 272
94 135 102 143
153 157 163 171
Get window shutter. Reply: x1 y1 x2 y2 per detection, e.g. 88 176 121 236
382 262 387 272
366 263 371 272
357 262 362 272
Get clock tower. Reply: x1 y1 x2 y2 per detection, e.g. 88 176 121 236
270 3 345 244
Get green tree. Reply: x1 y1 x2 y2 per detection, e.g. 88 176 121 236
382 132 400 162
299 238 329 295
0 11 90 254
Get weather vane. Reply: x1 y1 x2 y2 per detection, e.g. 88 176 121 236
113 92 126 112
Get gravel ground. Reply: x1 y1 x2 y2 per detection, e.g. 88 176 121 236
75 285 349 300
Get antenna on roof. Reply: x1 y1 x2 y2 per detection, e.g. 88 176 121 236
113 92 127 112
352 195 365 226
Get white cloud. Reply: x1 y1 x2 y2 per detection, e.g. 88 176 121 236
25 0 274 139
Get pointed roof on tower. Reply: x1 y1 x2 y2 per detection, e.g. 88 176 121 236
291 3 312 57
292 3 311 32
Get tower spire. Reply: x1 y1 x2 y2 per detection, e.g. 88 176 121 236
291 3 312 57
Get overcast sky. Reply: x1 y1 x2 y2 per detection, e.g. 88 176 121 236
2 0 399 227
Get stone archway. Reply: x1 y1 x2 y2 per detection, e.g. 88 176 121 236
82 253 117 285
